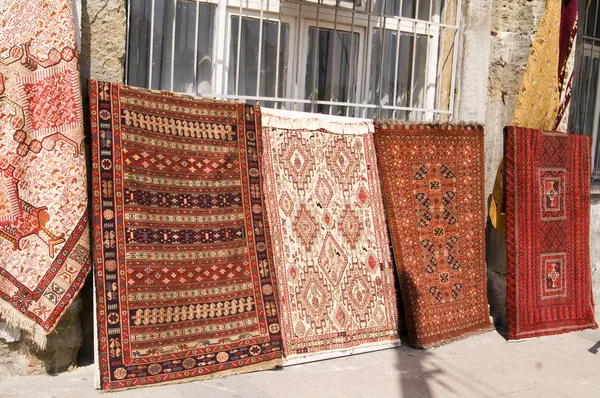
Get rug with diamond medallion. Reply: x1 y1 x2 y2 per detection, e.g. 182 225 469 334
0 0 90 347
505 126 597 340
261 109 399 362
90 81 283 390
374 123 491 348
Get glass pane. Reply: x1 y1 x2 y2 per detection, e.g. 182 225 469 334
372 0 432 20
412 34 428 111
584 0 600 39
369 30 426 119
578 55 599 137
228 17 289 107
197 6 215 95
150 0 174 91
172 1 196 94
132 1 214 94
304 27 360 116
126 0 152 87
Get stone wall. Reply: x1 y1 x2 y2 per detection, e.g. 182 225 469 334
0 0 127 376
79 0 127 83
484 0 547 326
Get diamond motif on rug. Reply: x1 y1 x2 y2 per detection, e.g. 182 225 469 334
293 204 318 250
318 233 349 287
339 205 362 248
262 111 399 359
506 127 597 340
375 123 491 348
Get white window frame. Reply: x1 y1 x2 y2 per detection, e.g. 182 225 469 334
221 9 296 100
125 0 460 121
297 18 365 113
582 40 600 176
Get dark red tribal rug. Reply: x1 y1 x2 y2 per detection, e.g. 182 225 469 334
90 81 282 390
375 123 491 348
505 126 597 340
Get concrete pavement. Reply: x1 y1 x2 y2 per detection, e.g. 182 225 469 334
2 325 600 398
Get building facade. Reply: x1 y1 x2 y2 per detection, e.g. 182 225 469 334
0 0 598 375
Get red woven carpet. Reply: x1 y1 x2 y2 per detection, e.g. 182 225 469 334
375 123 491 348
90 81 283 390
505 127 597 340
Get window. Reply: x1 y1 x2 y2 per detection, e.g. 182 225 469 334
125 0 460 121
304 26 360 115
228 16 289 107
127 0 216 95
573 0 600 181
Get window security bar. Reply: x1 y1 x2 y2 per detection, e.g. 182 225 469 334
125 0 461 122
573 0 600 181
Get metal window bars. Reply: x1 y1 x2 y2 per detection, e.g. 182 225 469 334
125 0 461 122
574 0 600 181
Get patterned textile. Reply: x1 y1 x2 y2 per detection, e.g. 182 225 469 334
261 109 399 360
0 0 89 347
90 81 283 390
505 126 597 340
556 0 578 129
375 123 491 348
490 0 563 236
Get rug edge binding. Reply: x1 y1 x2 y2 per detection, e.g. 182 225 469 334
101 357 284 392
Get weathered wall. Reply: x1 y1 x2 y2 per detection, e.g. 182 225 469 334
0 0 127 376
0 298 83 377
79 0 127 83
484 0 546 326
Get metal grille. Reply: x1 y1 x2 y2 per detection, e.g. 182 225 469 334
573 0 600 181
125 0 460 121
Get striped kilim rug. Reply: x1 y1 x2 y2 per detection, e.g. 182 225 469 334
90 81 283 390
0 0 89 347
261 109 399 361
506 126 597 340
375 123 491 348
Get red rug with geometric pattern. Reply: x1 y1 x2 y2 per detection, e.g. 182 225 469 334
375 123 491 348
505 126 597 340
90 81 283 390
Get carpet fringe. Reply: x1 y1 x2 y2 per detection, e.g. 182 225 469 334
102 358 284 393
412 323 496 350
0 300 47 350
374 121 484 131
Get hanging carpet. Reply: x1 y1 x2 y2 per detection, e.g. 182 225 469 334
374 123 491 348
505 126 597 340
0 0 90 347
90 81 283 390
490 0 577 236
261 109 399 362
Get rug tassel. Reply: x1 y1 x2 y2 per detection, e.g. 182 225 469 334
0 300 47 350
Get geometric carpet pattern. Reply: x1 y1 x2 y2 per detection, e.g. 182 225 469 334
505 126 597 340
0 0 89 346
90 81 283 390
375 123 491 348
261 109 399 360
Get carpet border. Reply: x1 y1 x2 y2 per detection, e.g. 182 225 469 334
374 123 491 348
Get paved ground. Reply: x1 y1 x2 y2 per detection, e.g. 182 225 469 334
2 325 600 398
